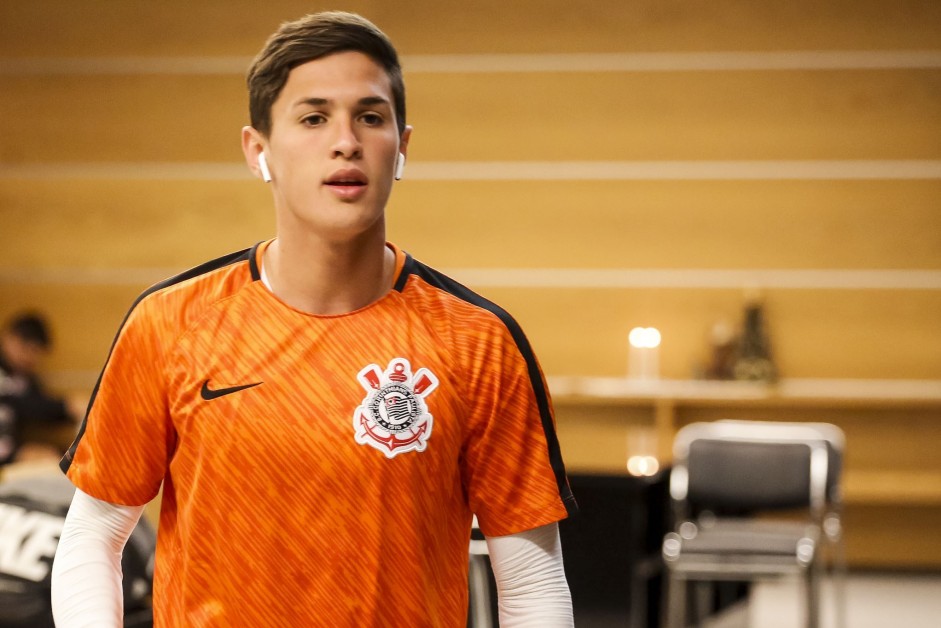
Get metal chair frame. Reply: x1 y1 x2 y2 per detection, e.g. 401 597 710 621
662 420 840 628
718 420 847 628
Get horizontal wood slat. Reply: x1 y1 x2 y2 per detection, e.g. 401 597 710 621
0 179 274 269
2 179 938 270
479 286 941 380
407 70 941 161
2 70 939 163
2 283 937 382
0 75 247 163
2 1 939 57
390 180 941 270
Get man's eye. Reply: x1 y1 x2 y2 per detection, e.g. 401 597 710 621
360 113 384 126
302 114 326 126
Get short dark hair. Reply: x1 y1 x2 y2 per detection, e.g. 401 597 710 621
6 313 52 349
247 11 406 137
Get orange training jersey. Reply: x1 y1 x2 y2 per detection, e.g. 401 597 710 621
61 241 576 627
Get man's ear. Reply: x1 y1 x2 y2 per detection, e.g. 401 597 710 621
241 126 269 182
398 125 413 161
394 125 413 180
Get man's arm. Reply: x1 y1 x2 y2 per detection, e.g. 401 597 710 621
51 489 143 627
485 522 574 627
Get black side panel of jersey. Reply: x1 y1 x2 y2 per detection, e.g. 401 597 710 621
60 244 260 474
396 253 578 517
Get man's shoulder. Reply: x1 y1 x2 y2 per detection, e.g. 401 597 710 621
399 256 497 312
128 244 261 330
397 254 525 340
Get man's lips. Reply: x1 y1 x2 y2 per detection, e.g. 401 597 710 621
324 169 368 200
324 169 368 186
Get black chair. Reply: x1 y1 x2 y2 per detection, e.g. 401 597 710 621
661 420 842 628
718 420 847 628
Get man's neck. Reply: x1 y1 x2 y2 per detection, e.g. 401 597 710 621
262 231 395 315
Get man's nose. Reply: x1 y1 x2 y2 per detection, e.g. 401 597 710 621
331 117 362 159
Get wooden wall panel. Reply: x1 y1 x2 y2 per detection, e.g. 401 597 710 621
842 506 941 568
2 282 937 388
2 0 940 571
0 75 247 163
406 70 941 161
387 180 941 269
3 70 939 163
478 287 941 380
2 1 938 389
2 179 938 270
0 179 273 269
2 1 939 57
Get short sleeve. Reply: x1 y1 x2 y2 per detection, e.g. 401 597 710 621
60 296 174 506
461 324 576 538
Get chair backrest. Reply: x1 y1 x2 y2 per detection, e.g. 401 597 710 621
670 421 832 520
717 419 845 505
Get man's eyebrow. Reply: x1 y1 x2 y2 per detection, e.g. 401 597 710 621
292 96 391 108
358 96 391 108
294 97 328 108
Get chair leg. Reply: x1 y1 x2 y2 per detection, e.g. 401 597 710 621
804 562 821 628
831 535 849 628
467 554 493 628
628 567 647 628
692 582 712 628
664 574 687 628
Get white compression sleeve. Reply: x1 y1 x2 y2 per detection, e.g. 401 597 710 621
51 488 144 628
485 522 574 627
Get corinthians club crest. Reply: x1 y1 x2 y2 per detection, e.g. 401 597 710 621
353 358 438 458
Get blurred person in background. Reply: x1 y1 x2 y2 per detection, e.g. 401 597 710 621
0 312 80 467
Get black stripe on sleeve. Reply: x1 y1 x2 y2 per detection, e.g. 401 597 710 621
398 253 578 517
247 241 262 281
60 245 257 474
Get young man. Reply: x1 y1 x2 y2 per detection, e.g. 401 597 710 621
52 11 576 627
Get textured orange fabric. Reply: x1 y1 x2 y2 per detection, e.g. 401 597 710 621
62 241 575 627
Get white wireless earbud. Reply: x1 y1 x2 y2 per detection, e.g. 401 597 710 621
258 152 272 183
394 152 406 180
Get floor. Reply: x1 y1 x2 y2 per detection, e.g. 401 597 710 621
572 571 941 627
703 571 941 628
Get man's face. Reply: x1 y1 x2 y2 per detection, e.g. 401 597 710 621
0 333 46 375
257 51 410 241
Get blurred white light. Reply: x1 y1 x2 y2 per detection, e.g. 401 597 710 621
628 327 661 348
626 455 660 477
679 521 699 539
